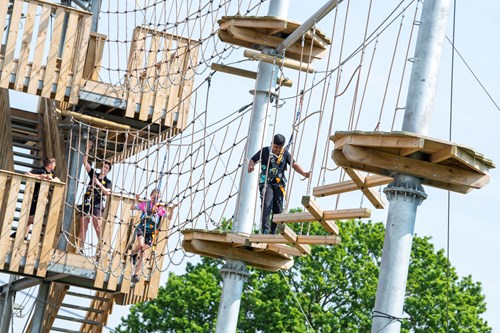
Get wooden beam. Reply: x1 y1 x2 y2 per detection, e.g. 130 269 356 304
343 168 385 209
276 225 311 254
333 133 424 151
301 196 323 220
219 18 288 32
274 208 371 223
55 109 130 130
313 175 392 197
243 50 315 73
296 235 342 245
211 63 293 87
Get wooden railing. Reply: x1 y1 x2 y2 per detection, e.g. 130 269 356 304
0 0 92 104
0 170 65 276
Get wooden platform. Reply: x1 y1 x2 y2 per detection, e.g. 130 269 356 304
331 131 495 194
218 16 331 63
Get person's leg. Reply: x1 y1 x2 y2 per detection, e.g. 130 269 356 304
78 215 90 250
260 184 274 234
270 185 285 234
133 236 151 282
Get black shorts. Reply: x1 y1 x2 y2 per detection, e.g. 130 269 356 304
134 221 157 246
80 203 104 217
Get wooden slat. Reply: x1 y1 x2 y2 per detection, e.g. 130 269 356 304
0 0 23 88
69 14 92 104
25 182 50 275
276 225 310 255
0 173 9 221
0 175 21 267
176 42 193 129
320 220 339 235
273 208 371 223
125 28 147 118
37 184 65 277
296 235 341 245
107 197 135 291
55 11 79 101
152 34 173 122
10 178 35 272
248 234 287 243
333 134 424 151
0 1 9 56
28 3 52 94
242 49 315 73
94 194 120 288
219 18 289 31
301 196 323 220
343 168 385 209
41 7 65 98
313 175 392 197
147 215 171 299
138 35 161 121
15 2 38 91
210 63 293 87
163 54 180 127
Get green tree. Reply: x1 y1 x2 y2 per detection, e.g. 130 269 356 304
116 219 491 332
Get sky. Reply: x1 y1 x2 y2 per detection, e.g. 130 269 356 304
3 0 500 332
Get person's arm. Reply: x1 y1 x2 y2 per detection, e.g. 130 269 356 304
131 194 141 210
83 142 92 173
94 177 112 196
292 162 310 178
26 169 50 181
247 150 262 173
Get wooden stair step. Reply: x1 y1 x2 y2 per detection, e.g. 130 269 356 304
60 303 105 314
273 208 371 223
313 174 392 197
50 327 85 333
12 142 41 151
55 314 102 326
10 115 38 127
13 151 42 160
65 291 111 303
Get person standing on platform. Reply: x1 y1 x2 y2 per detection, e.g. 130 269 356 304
78 141 112 251
248 134 310 234
13 157 60 240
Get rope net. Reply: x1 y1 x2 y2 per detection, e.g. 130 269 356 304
52 0 424 278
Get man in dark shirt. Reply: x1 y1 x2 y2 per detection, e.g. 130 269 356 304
14 157 61 240
77 142 112 251
248 134 310 234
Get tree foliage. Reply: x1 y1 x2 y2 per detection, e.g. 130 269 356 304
116 219 491 332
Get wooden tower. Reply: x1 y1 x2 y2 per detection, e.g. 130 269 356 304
0 0 200 331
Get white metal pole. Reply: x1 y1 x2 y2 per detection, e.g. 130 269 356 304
371 1 452 332
215 1 290 332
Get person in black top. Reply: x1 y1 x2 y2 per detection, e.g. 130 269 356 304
248 134 310 234
77 142 112 250
13 157 61 240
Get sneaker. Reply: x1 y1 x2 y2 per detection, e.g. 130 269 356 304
131 274 140 283
10 232 16 238
130 253 138 265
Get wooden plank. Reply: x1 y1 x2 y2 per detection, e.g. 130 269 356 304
41 7 65 98
10 178 35 272
48 249 96 271
25 182 50 275
94 194 120 289
138 34 161 121
0 175 21 267
0 1 9 57
336 144 490 193
319 220 339 235
333 133 424 151
296 235 341 245
219 18 288 32
37 184 65 277
431 145 489 175
265 244 302 258
301 196 323 220
243 49 315 73
0 0 23 88
276 225 310 254
163 53 180 127
125 28 147 118
152 34 173 122
0 173 9 222
56 11 79 101
248 234 287 243
274 208 371 223
210 63 293 87
68 13 92 102
28 3 52 94
343 168 385 209
147 215 171 299
107 197 135 291
313 175 392 197
177 42 199 130
15 2 38 91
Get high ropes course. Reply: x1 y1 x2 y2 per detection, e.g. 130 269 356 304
0 0 494 331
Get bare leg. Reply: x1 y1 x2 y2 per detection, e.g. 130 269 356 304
78 215 90 250
24 216 34 239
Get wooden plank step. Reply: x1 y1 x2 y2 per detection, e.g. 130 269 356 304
14 160 39 169
313 175 392 197
65 291 110 302
55 315 101 326
60 303 105 314
296 235 341 245
13 151 42 160
11 123 39 134
12 133 40 142
274 208 371 223
51 327 85 333
12 142 41 151
344 168 385 209
10 115 39 126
